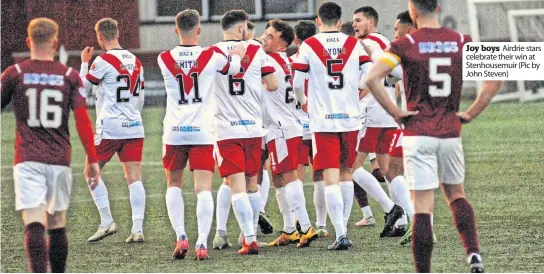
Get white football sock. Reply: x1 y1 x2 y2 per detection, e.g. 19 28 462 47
88 177 114 228
231 193 255 243
260 170 270 213
275 187 296 233
166 187 186 239
391 176 414 221
129 181 145 233
339 181 354 232
313 181 327 227
196 191 214 248
247 192 262 234
285 180 311 232
353 167 394 213
325 185 345 241
215 184 231 232
361 206 374 219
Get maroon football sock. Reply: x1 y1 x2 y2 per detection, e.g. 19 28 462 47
25 222 47 273
353 182 370 208
48 228 68 273
412 213 433 273
450 198 480 255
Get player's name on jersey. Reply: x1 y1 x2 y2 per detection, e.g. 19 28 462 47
463 42 543 81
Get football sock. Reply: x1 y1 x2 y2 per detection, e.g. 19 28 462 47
276 187 296 233
354 181 370 208
48 228 68 273
25 222 47 273
247 192 262 235
166 187 186 239
325 185 345 241
353 167 394 213
313 181 327 227
339 181 354 231
89 177 113 228
196 191 214 249
285 180 311 232
362 206 374 219
391 176 415 221
412 213 434 273
260 170 270 213
450 198 480 255
129 181 146 234
216 184 232 232
231 193 255 243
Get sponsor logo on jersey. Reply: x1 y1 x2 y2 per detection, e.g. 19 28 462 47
230 120 257 126
325 113 350 120
122 121 143 128
23 73 64 86
172 126 201 132
302 123 310 129
418 41 459 54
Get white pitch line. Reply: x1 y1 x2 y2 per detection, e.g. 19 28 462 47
1 162 164 170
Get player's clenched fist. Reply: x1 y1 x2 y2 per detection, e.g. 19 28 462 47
81 46 94 63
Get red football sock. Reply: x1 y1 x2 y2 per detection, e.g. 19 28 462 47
48 228 68 273
412 213 433 273
25 222 47 273
450 198 480 255
353 182 369 208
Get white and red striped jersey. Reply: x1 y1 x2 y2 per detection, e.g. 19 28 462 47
293 32 371 133
158 45 240 145
360 33 397 128
83 49 144 139
290 54 311 140
262 52 302 141
213 40 275 141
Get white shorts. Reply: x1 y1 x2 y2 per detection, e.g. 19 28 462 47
14 161 72 214
402 136 465 190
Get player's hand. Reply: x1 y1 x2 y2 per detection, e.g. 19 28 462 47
81 46 94 63
456 112 473 124
394 110 418 124
361 41 373 57
230 43 246 58
302 103 308 113
85 162 101 190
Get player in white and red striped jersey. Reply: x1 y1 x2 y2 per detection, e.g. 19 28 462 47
212 10 278 256
350 6 406 238
79 18 146 244
292 2 374 250
1 18 100 273
157 9 243 260
261 19 319 248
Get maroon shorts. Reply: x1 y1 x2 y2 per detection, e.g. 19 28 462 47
162 145 215 172
95 138 144 163
217 137 262 178
312 131 358 171
358 127 396 154
267 137 301 175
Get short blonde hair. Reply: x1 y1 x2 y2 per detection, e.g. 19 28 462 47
27 17 58 45
95 18 119 41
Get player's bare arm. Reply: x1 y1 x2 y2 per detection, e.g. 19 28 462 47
365 60 418 124
262 73 278 91
457 80 503 123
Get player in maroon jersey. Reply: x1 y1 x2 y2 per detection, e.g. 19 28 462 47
1 18 100 273
365 0 503 272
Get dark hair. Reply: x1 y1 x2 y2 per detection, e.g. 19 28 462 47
318 2 342 25
294 20 317 42
247 21 255 30
175 9 200 33
221 10 249 30
267 19 295 46
353 6 379 26
397 10 414 26
410 0 438 14
340 21 355 36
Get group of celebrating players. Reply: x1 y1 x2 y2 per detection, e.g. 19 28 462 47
1 0 504 272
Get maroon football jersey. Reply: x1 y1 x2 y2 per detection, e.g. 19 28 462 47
388 27 471 138
1 60 88 166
